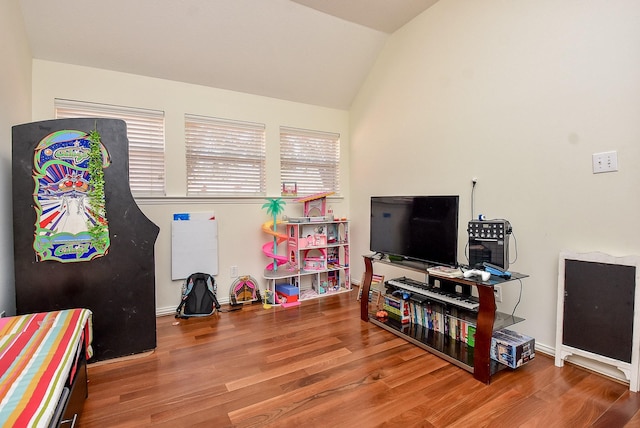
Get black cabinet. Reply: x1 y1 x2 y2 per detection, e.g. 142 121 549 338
12 118 159 361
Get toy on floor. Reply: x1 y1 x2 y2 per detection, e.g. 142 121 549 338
229 275 262 305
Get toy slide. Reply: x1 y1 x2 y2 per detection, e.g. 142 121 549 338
262 220 288 271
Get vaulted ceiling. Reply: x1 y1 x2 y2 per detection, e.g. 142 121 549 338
18 0 438 109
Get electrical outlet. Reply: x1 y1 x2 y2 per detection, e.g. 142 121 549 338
230 265 238 278
493 285 502 302
592 151 618 173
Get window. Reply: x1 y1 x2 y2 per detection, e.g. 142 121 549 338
54 99 166 197
280 127 340 195
185 114 266 196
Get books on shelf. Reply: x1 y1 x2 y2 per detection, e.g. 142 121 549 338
407 296 476 346
427 265 463 278
383 294 410 324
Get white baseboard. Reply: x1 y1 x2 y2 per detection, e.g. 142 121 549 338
156 306 176 317
534 342 555 356
156 296 231 317
524 341 628 385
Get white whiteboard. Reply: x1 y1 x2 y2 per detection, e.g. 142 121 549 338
171 213 218 280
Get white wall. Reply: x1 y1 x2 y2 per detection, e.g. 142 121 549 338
31 60 350 314
0 0 32 316
350 0 640 373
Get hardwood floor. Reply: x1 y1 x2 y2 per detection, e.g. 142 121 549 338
80 292 640 427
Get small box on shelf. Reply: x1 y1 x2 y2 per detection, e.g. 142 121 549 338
490 329 535 368
282 182 297 196
383 294 410 324
275 284 299 303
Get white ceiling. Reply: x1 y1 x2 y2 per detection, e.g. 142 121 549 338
18 0 438 109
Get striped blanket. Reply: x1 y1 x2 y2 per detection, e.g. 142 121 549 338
0 309 93 427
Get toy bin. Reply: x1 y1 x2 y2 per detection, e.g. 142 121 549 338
275 284 299 303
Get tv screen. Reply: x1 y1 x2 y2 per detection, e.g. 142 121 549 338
370 195 459 267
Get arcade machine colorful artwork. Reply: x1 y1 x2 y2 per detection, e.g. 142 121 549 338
32 129 111 262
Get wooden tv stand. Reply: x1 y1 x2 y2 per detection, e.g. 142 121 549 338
360 255 527 384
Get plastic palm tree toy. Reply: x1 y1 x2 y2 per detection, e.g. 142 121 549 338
262 197 286 272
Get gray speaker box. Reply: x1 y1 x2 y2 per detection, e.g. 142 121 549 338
468 220 510 269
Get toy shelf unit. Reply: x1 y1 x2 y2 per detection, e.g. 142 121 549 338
264 219 351 303
360 255 528 384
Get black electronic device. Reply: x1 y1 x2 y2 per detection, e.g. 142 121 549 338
370 195 459 267
468 219 511 269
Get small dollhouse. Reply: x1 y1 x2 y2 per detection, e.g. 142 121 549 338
263 190 350 303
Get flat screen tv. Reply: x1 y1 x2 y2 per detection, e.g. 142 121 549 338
370 195 459 267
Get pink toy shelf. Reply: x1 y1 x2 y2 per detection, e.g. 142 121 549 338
263 190 350 305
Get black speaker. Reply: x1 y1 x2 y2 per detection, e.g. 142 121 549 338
468 220 511 269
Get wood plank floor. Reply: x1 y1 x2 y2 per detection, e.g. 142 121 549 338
80 292 640 427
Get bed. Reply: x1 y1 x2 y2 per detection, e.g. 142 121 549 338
0 309 93 427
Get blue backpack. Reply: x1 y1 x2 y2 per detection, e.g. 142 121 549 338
176 272 221 318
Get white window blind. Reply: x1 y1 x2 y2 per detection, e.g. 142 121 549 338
185 114 266 196
55 99 166 197
280 127 340 195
